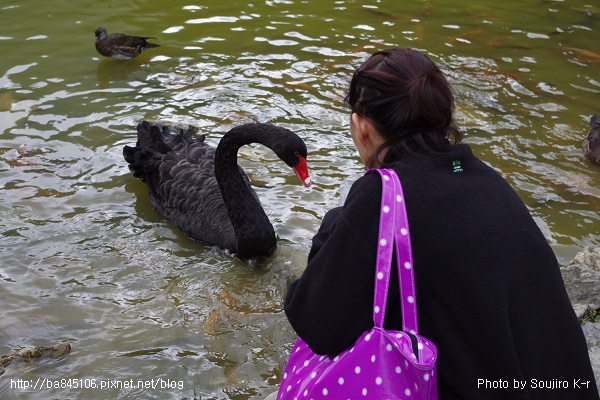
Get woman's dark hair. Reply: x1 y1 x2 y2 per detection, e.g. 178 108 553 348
344 48 461 168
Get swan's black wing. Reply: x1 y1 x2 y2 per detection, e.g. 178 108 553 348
124 121 256 252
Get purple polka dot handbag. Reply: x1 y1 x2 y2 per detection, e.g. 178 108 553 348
278 169 438 400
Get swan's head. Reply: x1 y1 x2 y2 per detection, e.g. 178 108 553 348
263 125 311 187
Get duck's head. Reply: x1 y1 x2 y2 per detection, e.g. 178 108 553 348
94 27 108 43
589 114 600 133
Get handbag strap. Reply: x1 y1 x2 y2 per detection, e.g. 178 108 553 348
368 168 419 335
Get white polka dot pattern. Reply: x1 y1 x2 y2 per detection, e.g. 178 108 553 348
277 169 438 400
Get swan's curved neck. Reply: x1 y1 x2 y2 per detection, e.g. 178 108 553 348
214 126 277 258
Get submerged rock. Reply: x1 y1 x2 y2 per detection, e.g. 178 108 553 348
1 342 71 367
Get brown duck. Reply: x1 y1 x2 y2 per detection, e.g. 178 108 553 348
94 27 159 60
583 114 600 164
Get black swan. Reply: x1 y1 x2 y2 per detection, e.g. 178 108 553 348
123 121 311 259
583 114 600 164
94 27 160 60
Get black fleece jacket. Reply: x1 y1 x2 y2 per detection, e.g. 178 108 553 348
284 144 598 399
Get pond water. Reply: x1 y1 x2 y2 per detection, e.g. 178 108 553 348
0 0 599 398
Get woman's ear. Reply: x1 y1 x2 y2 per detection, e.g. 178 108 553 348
351 113 371 147
351 113 382 149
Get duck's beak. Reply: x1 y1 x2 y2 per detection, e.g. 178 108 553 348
293 156 311 187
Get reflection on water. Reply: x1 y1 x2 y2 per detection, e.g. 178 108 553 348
0 0 599 398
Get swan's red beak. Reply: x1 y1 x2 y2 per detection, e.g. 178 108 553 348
293 156 311 187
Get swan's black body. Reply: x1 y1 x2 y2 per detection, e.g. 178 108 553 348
583 114 600 164
123 121 310 259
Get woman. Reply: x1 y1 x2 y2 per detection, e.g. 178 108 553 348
283 48 598 399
